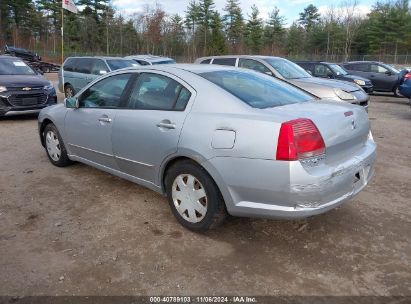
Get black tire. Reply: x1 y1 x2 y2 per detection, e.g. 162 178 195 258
43 123 73 167
64 84 75 98
393 85 402 97
165 160 227 232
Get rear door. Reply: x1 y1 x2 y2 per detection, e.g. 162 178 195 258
71 58 93 92
112 71 195 184
65 73 133 169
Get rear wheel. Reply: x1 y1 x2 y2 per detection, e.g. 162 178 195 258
64 84 75 98
43 123 73 167
393 85 402 97
165 160 226 232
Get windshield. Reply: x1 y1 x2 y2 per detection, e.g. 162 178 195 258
264 58 311 79
106 59 139 70
329 64 348 76
199 70 313 109
0 59 35 75
152 60 176 65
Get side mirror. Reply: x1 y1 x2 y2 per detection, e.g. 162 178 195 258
99 70 107 75
327 72 334 78
65 97 79 109
306 70 313 76
36 69 44 75
385 70 392 76
264 71 273 76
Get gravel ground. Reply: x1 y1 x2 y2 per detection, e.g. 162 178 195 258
0 73 410 296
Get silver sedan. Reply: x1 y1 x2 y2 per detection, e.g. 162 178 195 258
38 64 376 231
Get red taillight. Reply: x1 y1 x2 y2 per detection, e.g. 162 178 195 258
404 73 411 79
276 118 326 161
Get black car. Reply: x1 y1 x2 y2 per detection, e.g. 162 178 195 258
342 61 402 96
0 56 57 116
4 45 41 62
295 61 373 93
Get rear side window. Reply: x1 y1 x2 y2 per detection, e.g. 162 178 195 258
200 59 211 64
91 59 109 75
127 73 191 111
314 64 333 77
135 60 150 66
350 63 370 72
199 70 313 109
212 58 236 66
75 58 93 74
63 58 77 72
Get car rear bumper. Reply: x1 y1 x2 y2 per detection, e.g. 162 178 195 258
203 139 376 220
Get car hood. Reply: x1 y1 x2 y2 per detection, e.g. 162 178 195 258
288 77 360 98
0 75 49 88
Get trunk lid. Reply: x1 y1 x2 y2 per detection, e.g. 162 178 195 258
262 101 370 164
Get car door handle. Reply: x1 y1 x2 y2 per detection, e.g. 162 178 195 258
156 122 176 129
98 117 112 123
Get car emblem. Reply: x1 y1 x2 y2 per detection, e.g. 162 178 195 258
351 119 357 130
22 87 31 91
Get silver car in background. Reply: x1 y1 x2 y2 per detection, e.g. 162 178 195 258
125 55 176 66
39 64 376 231
195 55 370 110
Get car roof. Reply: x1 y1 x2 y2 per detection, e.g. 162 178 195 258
295 61 339 65
66 56 131 60
121 63 239 74
344 61 382 64
125 55 174 62
198 55 285 60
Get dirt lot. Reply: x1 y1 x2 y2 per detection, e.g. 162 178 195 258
0 73 410 296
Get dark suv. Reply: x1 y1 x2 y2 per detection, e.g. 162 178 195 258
342 61 402 96
0 56 57 116
295 61 373 93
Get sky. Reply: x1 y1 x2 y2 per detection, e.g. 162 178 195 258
111 0 376 26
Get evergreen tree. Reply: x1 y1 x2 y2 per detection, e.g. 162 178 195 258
264 7 286 54
223 0 244 51
198 0 215 55
245 5 263 53
209 11 227 55
298 4 320 30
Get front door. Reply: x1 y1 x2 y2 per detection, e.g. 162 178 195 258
65 73 133 169
112 72 194 184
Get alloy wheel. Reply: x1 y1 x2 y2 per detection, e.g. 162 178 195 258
46 130 61 161
172 174 208 223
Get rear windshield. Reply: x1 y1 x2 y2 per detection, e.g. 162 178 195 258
0 58 35 75
106 59 139 70
152 60 176 65
199 70 313 109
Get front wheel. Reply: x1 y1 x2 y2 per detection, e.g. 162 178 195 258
43 123 73 167
165 160 226 232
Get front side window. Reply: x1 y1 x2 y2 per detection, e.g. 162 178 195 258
199 70 313 109
239 59 272 74
79 73 132 108
314 64 333 77
0 59 35 75
264 58 311 79
371 64 388 74
212 58 237 66
127 73 191 111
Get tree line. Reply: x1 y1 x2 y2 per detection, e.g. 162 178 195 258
0 0 410 63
